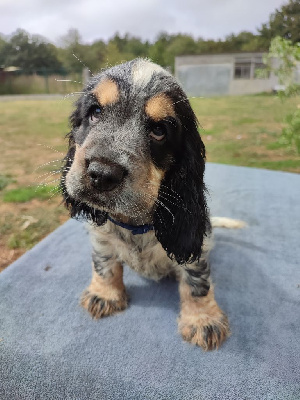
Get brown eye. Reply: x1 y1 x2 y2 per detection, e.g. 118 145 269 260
89 106 102 122
150 125 166 141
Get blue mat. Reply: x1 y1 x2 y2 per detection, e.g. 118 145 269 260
1 163 299 399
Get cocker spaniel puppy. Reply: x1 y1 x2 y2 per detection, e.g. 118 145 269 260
61 58 235 351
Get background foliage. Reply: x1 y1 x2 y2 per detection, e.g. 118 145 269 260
264 36 300 153
0 0 299 75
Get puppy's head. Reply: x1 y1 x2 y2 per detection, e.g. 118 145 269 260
62 58 210 264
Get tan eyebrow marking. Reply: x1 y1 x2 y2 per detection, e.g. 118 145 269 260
145 93 176 121
93 79 120 106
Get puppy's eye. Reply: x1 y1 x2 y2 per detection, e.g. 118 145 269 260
150 125 166 141
89 106 102 122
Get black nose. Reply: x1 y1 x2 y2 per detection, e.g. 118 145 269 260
87 160 127 192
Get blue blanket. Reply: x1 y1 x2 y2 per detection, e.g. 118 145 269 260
1 163 299 399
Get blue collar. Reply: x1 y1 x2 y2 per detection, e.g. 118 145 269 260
107 215 154 235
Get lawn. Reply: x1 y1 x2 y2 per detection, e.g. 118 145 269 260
0 94 299 271
191 95 300 171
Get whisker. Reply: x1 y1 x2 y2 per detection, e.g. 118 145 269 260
35 170 60 181
34 159 64 172
114 194 148 225
48 184 60 193
171 96 200 107
35 172 61 187
141 188 182 207
37 144 64 155
56 79 82 84
156 183 181 197
72 53 95 77
135 192 166 228
138 192 175 224
47 188 61 201
142 183 183 203
63 91 85 100
36 178 60 189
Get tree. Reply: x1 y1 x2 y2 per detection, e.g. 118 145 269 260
264 37 300 154
122 35 150 58
148 32 172 67
0 34 7 65
164 34 198 68
1 29 63 72
259 0 300 46
87 40 107 72
58 28 86 72
223 31 267 52
196 38 224 54
59 28 81 49
105 41 132 66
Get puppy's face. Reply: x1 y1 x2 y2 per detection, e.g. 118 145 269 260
63 59 184 223
62 58 208 264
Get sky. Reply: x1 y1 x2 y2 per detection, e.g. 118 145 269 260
0 0 286 44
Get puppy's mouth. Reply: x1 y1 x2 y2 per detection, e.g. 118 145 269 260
65 158 129 209
64 177 156 226
67 183 123 213
63 157 159 224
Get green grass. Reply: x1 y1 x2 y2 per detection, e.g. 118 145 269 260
0 94 299 270
7 219 53 250
0 99 70 178
233 117 260 125
2 206 67 251
1 95 299 177
266 141 287 150
0 100 70 140
247 159 300 171
0 175 14 191
8 230 39 250
3 185 58 203
190 94 300 172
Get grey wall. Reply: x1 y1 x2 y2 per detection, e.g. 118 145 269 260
177 64 231 97
175 53 280 97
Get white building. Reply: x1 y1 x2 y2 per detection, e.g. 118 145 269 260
175 52 285 97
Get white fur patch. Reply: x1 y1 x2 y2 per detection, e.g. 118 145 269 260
210 217 247 229
132 59 168 87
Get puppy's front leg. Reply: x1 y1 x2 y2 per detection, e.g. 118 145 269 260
81 251 128 319
178 260 230 350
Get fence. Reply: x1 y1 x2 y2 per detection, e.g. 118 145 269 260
0 69 90 95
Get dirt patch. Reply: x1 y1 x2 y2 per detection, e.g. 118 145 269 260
0 197 69 272
0 245 24 272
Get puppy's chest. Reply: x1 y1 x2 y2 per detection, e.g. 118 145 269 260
122 237 174 280
90 223 175 280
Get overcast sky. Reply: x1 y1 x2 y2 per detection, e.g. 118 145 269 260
1 0 286 44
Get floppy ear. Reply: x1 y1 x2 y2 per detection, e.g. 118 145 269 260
60 98 108 226
153 100 210 265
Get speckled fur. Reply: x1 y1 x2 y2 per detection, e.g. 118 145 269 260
61 58 232 350
88 219 213 281
89 222 176 281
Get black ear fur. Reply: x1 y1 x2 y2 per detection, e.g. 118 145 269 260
153 98 210 265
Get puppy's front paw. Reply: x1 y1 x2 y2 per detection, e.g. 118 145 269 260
81 289 128 319
178 312 230 351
